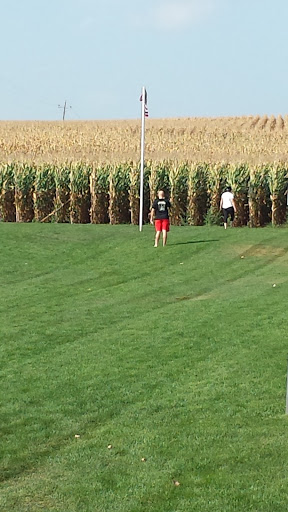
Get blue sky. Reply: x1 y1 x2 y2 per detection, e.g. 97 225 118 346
1 0 288 120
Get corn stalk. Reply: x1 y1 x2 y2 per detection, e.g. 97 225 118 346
169 162 188 225
148 160 170 208
187 163 208 225
33 165 56 222
226 164 249 226
70 163 91 224
248 165 270 227
129 163 140 225
0 163 16 221
90 164 109 223
267 163 287 226
108 164 130 224
14 163 36 222
148 161 158 210
206 163 227 225
54 165 71 223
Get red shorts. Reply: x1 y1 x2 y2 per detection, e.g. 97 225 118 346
155 219 170 232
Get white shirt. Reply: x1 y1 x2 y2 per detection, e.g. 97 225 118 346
221 191 234 209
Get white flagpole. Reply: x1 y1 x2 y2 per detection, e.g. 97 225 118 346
139 86 146 232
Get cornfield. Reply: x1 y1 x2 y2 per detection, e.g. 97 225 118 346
0 116 287 225
0 161 287 226
1 116 288 165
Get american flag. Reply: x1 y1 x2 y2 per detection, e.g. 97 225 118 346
140 90 149 117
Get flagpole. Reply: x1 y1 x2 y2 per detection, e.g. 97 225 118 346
139 86 146 232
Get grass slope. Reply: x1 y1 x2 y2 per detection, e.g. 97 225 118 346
0 224 288 512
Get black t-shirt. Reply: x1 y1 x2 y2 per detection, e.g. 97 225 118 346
152 198 171 219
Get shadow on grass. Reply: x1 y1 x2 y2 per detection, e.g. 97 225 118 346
171 239 219 246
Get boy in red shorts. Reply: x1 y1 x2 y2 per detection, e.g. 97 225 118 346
150 190 171 247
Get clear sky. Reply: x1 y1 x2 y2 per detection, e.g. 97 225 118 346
1 0 288 120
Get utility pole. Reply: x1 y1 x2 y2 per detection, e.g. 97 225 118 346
58 100 72 121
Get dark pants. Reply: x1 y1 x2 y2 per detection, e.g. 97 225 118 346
223 207 235 223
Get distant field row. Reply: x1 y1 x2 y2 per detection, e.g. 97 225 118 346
1 116 288 164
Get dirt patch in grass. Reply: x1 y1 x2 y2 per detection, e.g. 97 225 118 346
235 245 287 258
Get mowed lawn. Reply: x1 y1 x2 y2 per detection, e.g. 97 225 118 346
1 223 288 512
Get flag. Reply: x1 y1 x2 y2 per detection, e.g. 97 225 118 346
140 90 149 117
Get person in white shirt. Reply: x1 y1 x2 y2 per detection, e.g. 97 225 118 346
220 186 237 229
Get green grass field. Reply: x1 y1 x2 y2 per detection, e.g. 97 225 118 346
1 223 288 512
